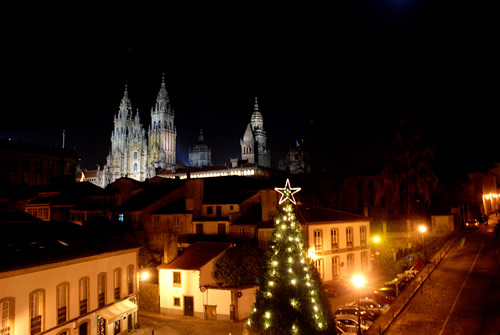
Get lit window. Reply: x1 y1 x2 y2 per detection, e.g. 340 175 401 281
173 297 180 306
173 272 181 286
30 289 44 334
57 283 69 324
361 251 369 271
330 229 339 250
360 226 367 246
346 227 353 248
79 278 89 315
332 256 340 278
1 299 12 334
314 230 323 253
98 273 106 307
347 253 355 274
114 269 121 300
118 214 124 222
173 217 180 227
315 259 324 279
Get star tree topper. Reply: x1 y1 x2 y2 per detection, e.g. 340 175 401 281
274 178 301 205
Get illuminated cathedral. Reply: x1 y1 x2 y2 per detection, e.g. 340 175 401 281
93 77 272 188
96 75 176 187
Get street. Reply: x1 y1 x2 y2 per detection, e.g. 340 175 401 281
385 222 500 335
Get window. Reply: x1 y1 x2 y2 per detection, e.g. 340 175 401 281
30 289 44 335
314 259 324 279
133 152 137 160
360 226 367 246
330 229 339 250
361 251 369 271
79 278 89 315
114 320 120 335
114 269 121 300
173 272 181 287
127 265 135 295
218 223 226 235
347 253 355 274
98 273 106 308
229 205 234 211
153 216 160 229
206 206 213 215
173 297 180 306
332 256 340 278
1 299 11 335
57 283 69 324
133 163 137 172
314 230 323 253
196 224 203 235
346 227 353 248
118 214 124 222
216 206 222 217
173 216 180 227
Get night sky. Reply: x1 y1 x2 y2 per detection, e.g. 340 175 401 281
2 2 496 176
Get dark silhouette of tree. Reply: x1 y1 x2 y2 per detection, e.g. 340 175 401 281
213 242 262 286
376 113 438 218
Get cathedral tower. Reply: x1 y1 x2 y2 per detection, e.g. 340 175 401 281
240 97 271 168
148 74 177 170
189 129 212 167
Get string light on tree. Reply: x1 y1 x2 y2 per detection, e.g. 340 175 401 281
247 179 334 335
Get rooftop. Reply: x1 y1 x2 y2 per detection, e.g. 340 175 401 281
157 242 231 271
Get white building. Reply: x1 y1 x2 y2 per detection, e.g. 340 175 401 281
258 204 373 282
0 221 140 335
157 242 257 321
189 129 212 168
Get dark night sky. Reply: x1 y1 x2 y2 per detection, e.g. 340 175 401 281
1 2 496 175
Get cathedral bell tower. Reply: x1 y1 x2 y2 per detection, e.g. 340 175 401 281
240 97 271 168
148 74 177 171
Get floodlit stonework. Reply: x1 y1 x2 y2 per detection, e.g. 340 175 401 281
96 75 176 187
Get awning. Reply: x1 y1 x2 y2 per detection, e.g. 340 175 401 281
97 299 138 323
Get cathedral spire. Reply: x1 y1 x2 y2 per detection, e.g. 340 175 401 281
118 84 133 119
153 73 172 115
198 129 205 143
251 96 264 131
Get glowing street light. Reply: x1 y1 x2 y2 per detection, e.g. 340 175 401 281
352 274 366 335
418 225 428 263
140 271 150 281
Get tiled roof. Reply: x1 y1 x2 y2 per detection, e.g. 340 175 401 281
0 221 140 273
116 180 184 211
157 242 231 271
204 191 258 204
152 198 190 214
232 205 261 226
296 204 372 223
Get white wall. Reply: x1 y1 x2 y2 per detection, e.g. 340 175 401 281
0 249 138 335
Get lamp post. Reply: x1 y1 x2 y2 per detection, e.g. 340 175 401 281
352 274 366 335
372 235 381 271
418 225 427 263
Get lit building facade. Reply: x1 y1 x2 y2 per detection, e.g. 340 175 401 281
241 97 271 168
96 75 176 188
189 129 212 168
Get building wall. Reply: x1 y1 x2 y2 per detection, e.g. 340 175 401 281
0 249 138 335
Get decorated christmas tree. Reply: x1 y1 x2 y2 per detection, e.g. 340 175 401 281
246 179 335 335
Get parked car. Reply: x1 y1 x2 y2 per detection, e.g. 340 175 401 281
465 219 479 230
335 314 373 332
335 305 377 322
374 287 398 298
369 290 396 305
404 264 420 278
384 277 408 291
336 324 358 335
346 298 385 315
323 281 349 297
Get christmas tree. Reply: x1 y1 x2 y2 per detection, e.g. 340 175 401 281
246 179 335 335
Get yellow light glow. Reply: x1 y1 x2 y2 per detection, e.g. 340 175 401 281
418 225 427 233
352 274 366 288
372 236 381 243
308 247 317 260
140 271 150 281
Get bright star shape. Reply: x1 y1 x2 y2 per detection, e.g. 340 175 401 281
275 179 301 204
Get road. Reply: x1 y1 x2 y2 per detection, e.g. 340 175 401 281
385 223 500 335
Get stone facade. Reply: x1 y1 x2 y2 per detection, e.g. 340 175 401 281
240 97 271 168
189 129 212 167
97 75 176 187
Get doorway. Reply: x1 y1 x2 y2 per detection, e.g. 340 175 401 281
184 296 194 316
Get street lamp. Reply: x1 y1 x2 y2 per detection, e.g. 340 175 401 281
418 225 427 263
352 274 366 335
371 235 381 271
